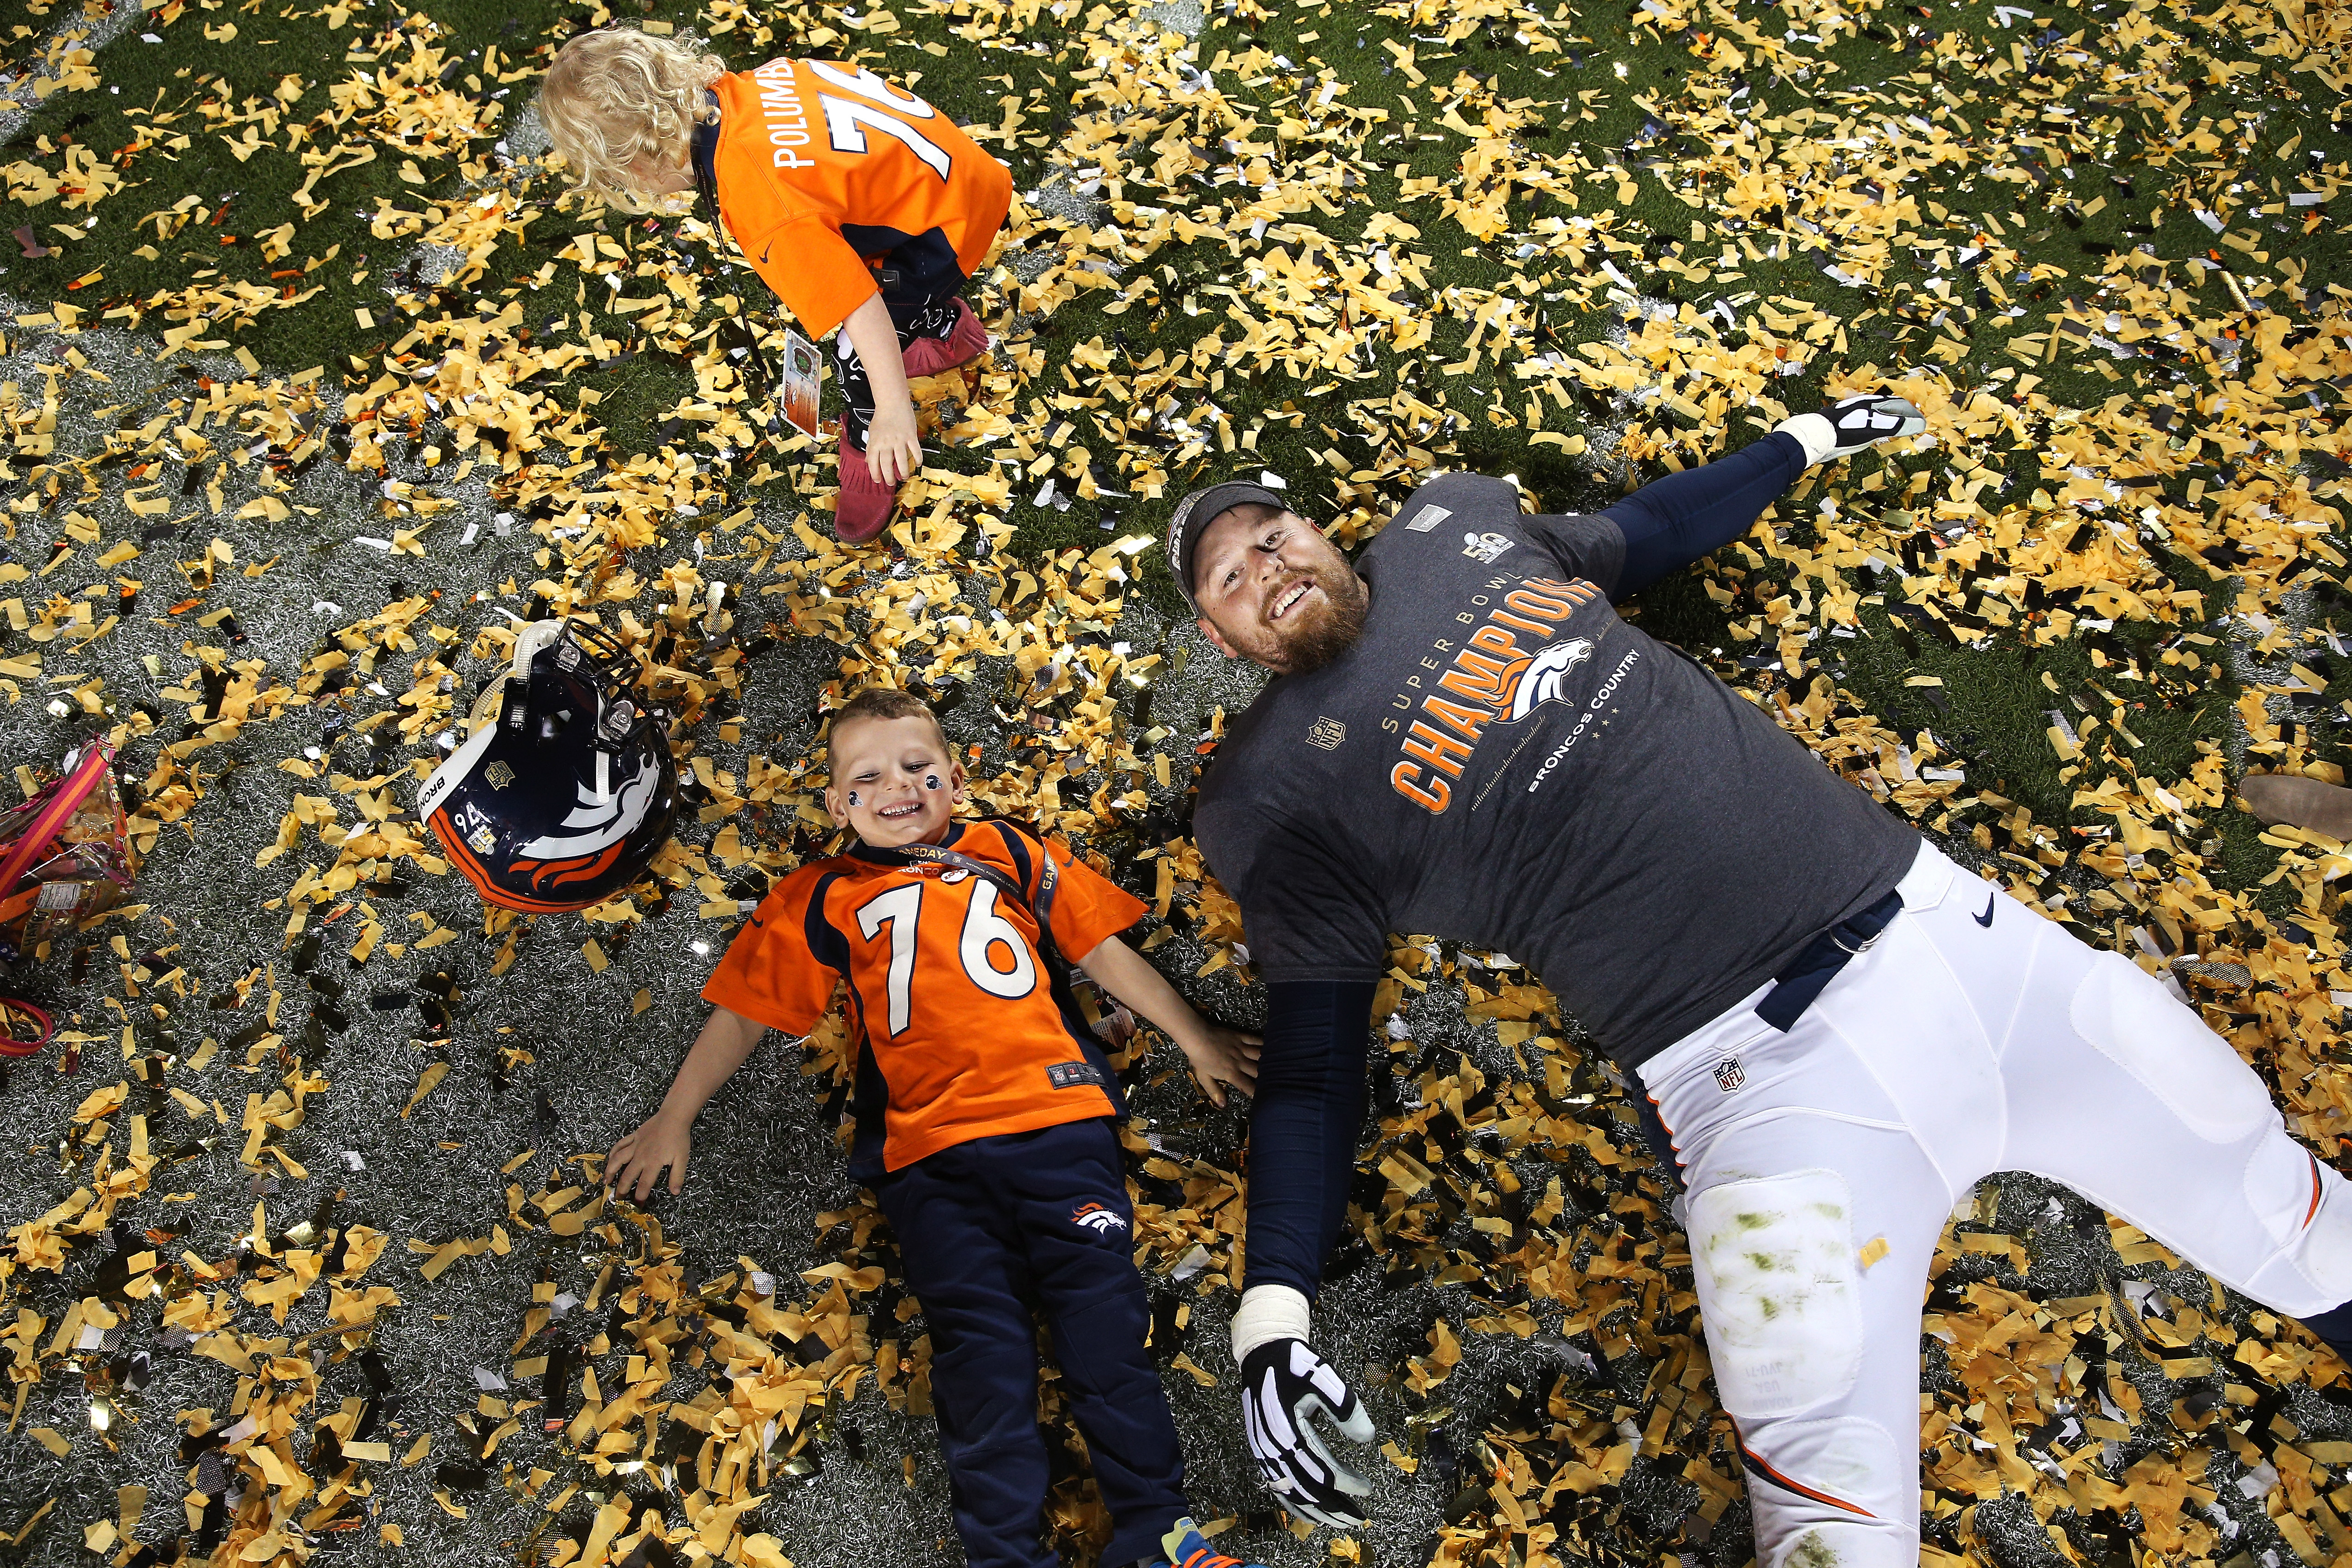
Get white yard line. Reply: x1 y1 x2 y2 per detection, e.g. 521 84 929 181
0 0 145 149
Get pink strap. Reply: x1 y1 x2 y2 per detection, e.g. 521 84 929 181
0 742 112 899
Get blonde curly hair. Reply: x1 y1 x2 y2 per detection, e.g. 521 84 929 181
539 25 725 210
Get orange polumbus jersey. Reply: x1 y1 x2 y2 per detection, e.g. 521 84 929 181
703 820 1146 1174
709 59 1013 339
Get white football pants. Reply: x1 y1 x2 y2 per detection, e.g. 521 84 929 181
1637 840 2352 1568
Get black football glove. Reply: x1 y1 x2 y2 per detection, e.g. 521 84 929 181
1778 393 1927 466
1239 1338 1377 1531
1823 392 1927 453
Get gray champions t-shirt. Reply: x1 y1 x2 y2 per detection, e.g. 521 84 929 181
1193 471 1921 1068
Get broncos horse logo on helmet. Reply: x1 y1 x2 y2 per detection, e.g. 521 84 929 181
508 766 671 896
420 620 680 913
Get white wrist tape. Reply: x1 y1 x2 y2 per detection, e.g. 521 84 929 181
1774 412 1838 467
1230 1283 1313 1364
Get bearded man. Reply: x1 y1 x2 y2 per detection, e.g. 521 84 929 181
1167 399 2352 1568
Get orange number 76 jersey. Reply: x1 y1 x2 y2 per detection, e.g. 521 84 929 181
703 820 1146 1174
710 59 1013 339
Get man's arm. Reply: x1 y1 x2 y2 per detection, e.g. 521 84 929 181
1230 978 1383 1531
1563 396 1927 602
1192 790 1396 1527
1241 979 1377 1298
1189 796 1383 1291
1585 430 1808 601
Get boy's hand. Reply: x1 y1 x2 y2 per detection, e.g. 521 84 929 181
864 402 922 488
607 1111 693 1201
1180 1025 1262 1108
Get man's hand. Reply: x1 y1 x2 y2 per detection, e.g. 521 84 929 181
1233 1283 1375 1530
864 401 922 488
1241 1338 1377 1529
1776 393 1927 466
607 1110 693 1201
1180 1024 1261 1107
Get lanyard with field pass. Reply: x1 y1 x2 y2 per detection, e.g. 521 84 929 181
690 94 780 399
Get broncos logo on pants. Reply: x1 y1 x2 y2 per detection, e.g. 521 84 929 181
1071 1202 1129 1234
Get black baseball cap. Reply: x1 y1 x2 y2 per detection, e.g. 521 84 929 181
1164 479 1289 614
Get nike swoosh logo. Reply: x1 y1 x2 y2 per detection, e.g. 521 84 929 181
1974 893 1995 928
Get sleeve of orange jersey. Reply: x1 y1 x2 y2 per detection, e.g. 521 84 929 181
1037 836 1148 960
701 871 841 1036
733 211 879 341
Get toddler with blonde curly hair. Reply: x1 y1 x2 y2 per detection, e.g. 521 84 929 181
542 26 1010 542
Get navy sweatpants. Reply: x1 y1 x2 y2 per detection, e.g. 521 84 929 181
876 1118 1188 1568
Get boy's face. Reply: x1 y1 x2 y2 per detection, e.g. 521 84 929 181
824 714 966 848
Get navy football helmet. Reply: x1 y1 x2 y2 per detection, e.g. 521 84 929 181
420 620 680 913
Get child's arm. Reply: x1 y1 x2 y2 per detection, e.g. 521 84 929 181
842 292 922 487
1076 934 1262 1107
606 1005 768 1199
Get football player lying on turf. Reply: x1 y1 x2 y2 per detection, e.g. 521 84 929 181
1163 395 2352 1568
606 688 1269 1568
541 26 1010 542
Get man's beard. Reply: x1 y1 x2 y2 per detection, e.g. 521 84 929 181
1264 563 1369 674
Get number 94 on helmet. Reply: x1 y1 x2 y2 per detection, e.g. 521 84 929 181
419 619 681 914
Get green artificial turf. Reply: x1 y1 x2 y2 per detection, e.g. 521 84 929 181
3 0 2344 896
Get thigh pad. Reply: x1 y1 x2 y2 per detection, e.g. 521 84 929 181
1690 1169 1863 1418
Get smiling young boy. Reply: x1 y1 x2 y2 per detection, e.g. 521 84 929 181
607 687 1270 1568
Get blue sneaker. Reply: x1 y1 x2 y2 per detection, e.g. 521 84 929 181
1149 1518 1271 1568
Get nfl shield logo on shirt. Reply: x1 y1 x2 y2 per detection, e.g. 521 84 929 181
1307 716 1347 751
1713 1056 1745 1093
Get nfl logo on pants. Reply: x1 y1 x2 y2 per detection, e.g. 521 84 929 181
1713 1056 1745 1093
